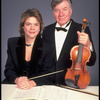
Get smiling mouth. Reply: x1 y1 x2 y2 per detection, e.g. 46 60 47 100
30 32 35 34
59 17 65 20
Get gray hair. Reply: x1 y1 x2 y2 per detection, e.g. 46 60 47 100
51 0 72 10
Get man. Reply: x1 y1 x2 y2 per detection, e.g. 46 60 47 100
40 0 96 86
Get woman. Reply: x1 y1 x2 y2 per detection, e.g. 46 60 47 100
3 8 44 89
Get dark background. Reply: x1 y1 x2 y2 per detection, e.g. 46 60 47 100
1 0 99 85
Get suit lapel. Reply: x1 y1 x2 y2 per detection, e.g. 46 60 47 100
44 22 57 62
58 20 77 61
16 37 25 68
31 34 42 64
51 23 57 62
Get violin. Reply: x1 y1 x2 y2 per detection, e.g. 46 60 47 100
65 18 91 89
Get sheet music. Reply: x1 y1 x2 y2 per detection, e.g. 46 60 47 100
41 85 67 100
9 86 43 100
8 85 68 100
43 86 67 100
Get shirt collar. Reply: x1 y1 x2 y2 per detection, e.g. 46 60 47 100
55 20 72 31
56 20 70 28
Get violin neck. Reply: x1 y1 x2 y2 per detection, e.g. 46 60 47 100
76 28 85 63
76 43 83 63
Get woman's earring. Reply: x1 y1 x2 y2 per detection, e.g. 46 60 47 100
22 28 24 32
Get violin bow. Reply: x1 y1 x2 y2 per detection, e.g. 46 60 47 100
59 85 99 97
29 70 64 80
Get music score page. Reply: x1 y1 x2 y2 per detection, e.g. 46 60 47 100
8 85 67 100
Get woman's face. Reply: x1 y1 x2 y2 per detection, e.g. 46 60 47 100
23 17 40 39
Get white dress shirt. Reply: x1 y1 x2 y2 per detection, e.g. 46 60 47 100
55 21 71 60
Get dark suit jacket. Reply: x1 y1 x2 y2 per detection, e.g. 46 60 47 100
3 35 42 84
40 19 96 85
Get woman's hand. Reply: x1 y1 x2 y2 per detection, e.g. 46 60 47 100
15 76 36 89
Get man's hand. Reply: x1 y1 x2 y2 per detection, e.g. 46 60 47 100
77 31 91 48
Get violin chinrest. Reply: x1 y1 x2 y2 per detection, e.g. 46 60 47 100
65 79 79 89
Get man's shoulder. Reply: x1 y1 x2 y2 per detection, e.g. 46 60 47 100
44 22 56 30
71 19 82 26
71 19 82 31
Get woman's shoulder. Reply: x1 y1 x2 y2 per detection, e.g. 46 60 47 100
8 36 25 42
8 36 23 45
8 36 20 41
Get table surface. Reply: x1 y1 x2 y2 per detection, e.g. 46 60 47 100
1 84 99 100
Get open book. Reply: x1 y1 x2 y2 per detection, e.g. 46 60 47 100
8 85 68 100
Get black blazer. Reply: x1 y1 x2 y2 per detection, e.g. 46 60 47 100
3 35 42 83
40 19 96 85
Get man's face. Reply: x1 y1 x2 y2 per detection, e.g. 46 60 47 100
53 1 72 27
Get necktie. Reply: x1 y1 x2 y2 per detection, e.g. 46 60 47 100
55 20 71 32
55 27 67 32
